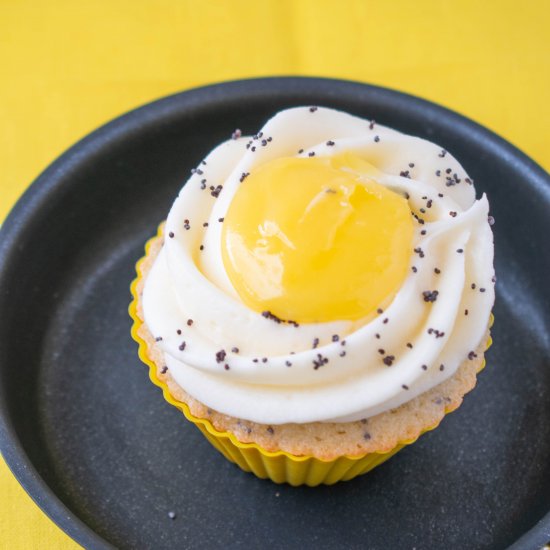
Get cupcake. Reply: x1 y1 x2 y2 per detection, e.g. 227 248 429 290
130 106 495 486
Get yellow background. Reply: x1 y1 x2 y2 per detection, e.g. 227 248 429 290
0 0 548 547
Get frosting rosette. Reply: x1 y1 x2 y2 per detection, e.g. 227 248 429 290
141 106 495 425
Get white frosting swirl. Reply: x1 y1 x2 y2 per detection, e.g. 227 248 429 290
142 107 495 424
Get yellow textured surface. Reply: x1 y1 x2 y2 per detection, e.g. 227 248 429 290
0 1 547 547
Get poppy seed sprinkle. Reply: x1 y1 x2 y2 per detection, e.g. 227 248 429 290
422 290 439 303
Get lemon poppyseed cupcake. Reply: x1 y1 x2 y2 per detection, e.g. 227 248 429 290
130 106 495 486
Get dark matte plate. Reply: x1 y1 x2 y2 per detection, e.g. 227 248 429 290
1 77 549 550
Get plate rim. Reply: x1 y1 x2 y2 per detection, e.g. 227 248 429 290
0 75 549 550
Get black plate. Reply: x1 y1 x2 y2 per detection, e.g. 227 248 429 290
1 77 549 550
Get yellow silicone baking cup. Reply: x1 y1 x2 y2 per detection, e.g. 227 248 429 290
129 229 493 487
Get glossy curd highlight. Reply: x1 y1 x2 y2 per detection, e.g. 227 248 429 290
221 153 414 323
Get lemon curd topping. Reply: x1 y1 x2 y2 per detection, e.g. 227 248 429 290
221 153 414 323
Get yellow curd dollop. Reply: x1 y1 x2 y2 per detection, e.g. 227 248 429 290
221 153 414 323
